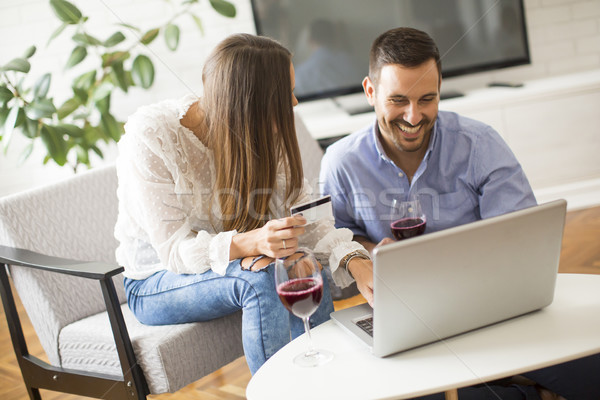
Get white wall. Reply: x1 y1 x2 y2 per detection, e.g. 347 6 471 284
1 0 599 197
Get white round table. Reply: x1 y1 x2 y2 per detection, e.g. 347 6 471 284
247 274 600 400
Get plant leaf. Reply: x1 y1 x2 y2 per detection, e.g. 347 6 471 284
23 45 37 59
26 99 57 120
209 0 236 18
100 113 122 141
140 28 159 45
40 125 68 166
71 110 91 121
50 0 82 25
47 23 68 46
83 124 101 142
2 106 20 151
72 33 102 46
90 143 103 158
57 123 85 138
95 93 110 115
104 31 126 47
57 97 81 119
16 107 25 128
91 82 113 105
101 51 130 67
1 58 31 73
65 46 87 69
73 70 96 90
33 73 52 99
21 117 39 139
164 24 180 51
0 86 14 106
72 87 88 103
117 22 140 32
17 142 34 166
0 105 9 128
191 14 205 36
110 61 129 93
75 145 90 166
131 55 154 88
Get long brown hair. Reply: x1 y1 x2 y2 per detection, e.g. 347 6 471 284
201 33 303 232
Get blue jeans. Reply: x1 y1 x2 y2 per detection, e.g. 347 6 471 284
123 259 334 374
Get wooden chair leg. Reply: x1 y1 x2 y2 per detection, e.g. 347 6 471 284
445 388 459 400
25 387 42 400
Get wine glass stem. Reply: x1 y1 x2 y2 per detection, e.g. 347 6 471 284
303 317 316 355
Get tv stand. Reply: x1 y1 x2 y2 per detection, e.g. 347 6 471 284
332 93 373 115
440 90 464 100
296 70 600 210
344 104 374 116
487 81 524 88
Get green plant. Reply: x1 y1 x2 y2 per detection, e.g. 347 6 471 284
0 0 235 171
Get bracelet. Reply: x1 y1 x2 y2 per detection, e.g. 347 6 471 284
339 250 370 278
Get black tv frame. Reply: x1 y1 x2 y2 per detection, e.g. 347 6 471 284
250 0 531 103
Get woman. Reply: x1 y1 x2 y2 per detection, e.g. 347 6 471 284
114 33 373 374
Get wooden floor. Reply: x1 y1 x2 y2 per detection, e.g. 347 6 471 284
1 206 599 400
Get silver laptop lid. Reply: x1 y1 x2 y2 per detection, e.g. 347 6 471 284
370 200 566 357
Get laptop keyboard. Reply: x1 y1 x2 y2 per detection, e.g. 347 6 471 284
355 316 374 337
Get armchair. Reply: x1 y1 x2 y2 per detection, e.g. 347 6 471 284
0 113 323 399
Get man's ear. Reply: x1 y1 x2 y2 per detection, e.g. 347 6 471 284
363 76 376 106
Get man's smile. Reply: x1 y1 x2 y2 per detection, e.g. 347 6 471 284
395 122 421 138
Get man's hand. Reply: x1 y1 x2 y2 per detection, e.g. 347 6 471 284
347 258 374 306
375 237 395 248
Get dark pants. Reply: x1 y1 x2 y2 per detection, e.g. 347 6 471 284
412 352 600 400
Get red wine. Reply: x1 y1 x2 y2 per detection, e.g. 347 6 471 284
391 217 426 240
277 278 323 318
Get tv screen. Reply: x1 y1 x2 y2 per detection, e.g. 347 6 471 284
251 0 530 102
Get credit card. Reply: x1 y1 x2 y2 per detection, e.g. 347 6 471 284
290 195 333 225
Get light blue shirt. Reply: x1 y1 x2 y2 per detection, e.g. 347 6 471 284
320 111 537 243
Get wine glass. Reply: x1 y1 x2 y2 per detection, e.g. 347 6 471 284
275 248 333 367
390 198 427 240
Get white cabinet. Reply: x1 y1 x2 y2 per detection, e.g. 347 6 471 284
441 70 600 192
297 69 600 209
505 91 600 189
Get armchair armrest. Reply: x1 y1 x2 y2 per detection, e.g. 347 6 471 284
0 244 123 280
0 244 149 398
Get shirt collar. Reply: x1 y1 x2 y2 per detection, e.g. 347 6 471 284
371 117 439 163
426 117 439 161
372 122 389 162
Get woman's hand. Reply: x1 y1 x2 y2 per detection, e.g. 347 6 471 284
347 258 374 307
255 215 307 258
231 215 307 261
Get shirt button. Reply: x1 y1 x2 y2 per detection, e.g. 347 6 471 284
398 172 404 178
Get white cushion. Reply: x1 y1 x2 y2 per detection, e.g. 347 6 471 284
59 304 243 393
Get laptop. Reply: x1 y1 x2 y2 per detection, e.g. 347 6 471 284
331 199 567 357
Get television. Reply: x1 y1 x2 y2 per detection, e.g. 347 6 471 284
251 0 530 106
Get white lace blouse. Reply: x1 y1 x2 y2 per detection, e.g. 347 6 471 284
114 95 365 288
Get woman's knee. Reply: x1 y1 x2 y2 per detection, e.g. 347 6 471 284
229 264 279 305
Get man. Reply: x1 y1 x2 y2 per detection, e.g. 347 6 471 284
320 27 599 400
320 27 536 254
